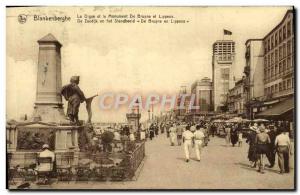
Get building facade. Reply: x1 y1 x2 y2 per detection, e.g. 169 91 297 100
245 10 295 122
174 86 191 120
190 77 213 113
228 78 246 116
263 10 294 101
243 39 265 119
212 40 235 112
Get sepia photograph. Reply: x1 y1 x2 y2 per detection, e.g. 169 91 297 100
6 6 295 190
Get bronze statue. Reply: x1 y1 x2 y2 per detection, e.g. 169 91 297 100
61 76 86 124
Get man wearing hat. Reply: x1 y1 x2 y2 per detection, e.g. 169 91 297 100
61 76 86 124
275 127 292 174
255 126 271 174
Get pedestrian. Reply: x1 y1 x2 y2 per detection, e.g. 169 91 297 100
160 122 165 134
166 122 170 138
230 125 238 147
255 126 271 174
201 125 209 146
238 130 243 147
149 124 155 140
182 125 194 162
225 125 231 146
266 125 277 168
176 123 183 146
169 123 177 146
211 123 216 137
194 125 205 161
154 123 159 136
275 127 292 174
246 128 258 168
140 129 146 140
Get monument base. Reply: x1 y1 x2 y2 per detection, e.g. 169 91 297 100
6 121 83 168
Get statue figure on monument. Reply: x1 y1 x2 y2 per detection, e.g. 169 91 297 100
61 76 86 124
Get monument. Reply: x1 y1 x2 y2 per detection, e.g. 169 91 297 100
126 100 141 135
7 34 82 167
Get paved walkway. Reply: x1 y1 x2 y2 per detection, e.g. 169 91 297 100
46 133 294 189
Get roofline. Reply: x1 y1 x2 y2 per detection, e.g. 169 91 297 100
245 39 263 45
263 9 294 40
213 40 235 44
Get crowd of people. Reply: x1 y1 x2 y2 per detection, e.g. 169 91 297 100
246 123 292 174
145 119 292 175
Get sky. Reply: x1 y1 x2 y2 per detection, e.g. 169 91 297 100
6 6 291 122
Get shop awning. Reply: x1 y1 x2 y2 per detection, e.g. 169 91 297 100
257 97 294 117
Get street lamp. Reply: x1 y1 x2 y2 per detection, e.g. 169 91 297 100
151 104 154 120
136 99 140 133
148 109 150 122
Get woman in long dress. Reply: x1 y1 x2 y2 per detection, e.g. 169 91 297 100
246 129 258 167
230 126 239 147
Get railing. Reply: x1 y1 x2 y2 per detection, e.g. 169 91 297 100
128 141 145 173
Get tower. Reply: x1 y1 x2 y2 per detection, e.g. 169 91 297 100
212 40 235 112
32 33 68 123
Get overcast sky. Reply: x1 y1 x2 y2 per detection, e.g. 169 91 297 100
6 6 291 122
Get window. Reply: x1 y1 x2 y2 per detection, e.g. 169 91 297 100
283 80 286 90
283 60 286 72
287 57 291 70
287 79 291 89
264 56 267 67
287 21 291 37
271 67 274 77
279 82 282 91
275 50 278 62
279 46 282 59
223 83 229 92
287 41 291 54
221 68 230 80
271 53 274 64
275 33 278 46
279 62 282 73
283 43 286 57
268 39 270 51
275 64 278 75
283 26 286 39
268 55 271 67
271 35 274 49
271 85 274 93
275 84 278 92
279 29 282 43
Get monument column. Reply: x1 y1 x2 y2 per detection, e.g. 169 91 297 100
32 33 68 124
